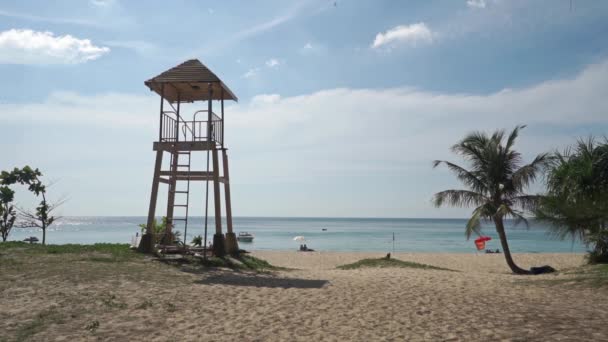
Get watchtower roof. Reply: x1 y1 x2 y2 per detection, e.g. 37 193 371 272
144 59 237 103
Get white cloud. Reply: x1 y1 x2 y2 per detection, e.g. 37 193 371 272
466 0 486 9
242 68 260 78
371 23 434 49
226 59 608 173
103 40 157 55
303 42 313 50
2 60 608 217
251 94 281 106
265 58 281 68
90 0 116 7
0 29 109 64
0 91 155 126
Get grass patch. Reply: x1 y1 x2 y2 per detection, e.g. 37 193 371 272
237 255 288 271
100 293 128 310
173 254 287 274
337 257 453 271
15 308 65 341
0 242 142 264
517 264 608 288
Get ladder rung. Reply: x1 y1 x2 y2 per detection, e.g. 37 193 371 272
174 204 188 207
171 190 189 194
177 164 190 167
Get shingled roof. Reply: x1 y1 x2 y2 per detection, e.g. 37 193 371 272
144 59 237 102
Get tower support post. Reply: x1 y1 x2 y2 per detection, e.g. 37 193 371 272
140 149 163 253
211 147 226 256
223 149 239 254
164 151 178 243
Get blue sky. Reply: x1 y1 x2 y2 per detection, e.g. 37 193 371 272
1 0 608 218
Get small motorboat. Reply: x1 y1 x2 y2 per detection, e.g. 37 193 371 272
23 236 39 244
237 232 254 242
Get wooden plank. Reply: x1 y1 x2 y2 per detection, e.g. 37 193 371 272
159 178 170 184
160 171 212 177
175 176 225 182
153 141 215 151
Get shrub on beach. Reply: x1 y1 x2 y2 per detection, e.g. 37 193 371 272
535 138 608 264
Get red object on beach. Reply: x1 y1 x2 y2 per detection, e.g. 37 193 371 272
474 236 492 250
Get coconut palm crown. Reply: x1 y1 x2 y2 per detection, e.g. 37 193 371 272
433 125 550 274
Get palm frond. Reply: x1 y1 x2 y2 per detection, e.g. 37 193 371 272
512 152 551 190
432 160 487 193
496 204 529 228
465 203 495 239
432 190 489 208
511 195 542 212
505 125 526 151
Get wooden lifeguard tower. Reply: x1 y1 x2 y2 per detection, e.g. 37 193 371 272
140 59 239 256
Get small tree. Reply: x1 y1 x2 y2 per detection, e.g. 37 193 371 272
535 138 608 263
0 186 17 242
17 168 62 245
1 166 63 245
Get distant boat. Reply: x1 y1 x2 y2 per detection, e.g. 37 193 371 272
23 236 39 244
322 228 327 231
237 232 254 242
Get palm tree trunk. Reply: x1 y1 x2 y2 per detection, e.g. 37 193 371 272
494 217 531 274
42 223 46 245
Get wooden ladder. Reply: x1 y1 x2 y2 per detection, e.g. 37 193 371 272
169 151 192 243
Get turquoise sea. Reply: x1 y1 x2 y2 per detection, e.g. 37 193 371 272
8 216 586 253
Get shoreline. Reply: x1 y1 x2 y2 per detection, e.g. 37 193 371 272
251 250 587 273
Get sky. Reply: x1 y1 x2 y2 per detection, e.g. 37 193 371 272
1 0 608 218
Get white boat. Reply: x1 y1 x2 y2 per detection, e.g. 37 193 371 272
237 232 254 242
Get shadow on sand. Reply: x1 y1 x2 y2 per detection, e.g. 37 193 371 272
194 270 329 289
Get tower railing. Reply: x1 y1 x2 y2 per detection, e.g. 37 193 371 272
160 110 223 146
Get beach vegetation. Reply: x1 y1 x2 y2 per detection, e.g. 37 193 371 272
535 138 608 264
191 235 203 247
138 216 181 245
337 257 452 271
433 125 551 274
0 185 17 242
0 166 64 245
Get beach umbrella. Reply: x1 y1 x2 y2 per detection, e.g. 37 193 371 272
293 236 306 242
474 236 492 250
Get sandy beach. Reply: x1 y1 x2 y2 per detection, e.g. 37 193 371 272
1 250 607 341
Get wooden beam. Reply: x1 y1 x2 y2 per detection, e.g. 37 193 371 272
153 141 215 151
160 171 213 177
165 152 179 234
222 150 234 234
146 150 163 234
212 148 222 236
159 178 170 184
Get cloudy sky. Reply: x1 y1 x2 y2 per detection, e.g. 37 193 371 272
1 0 608 218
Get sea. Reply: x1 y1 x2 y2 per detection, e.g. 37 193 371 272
8 216 587 253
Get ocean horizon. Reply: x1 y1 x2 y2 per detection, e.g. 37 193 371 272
8 216 586 253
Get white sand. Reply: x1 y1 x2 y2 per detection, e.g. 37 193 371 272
2 251 607 341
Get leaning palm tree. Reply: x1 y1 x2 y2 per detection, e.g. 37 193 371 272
433 125 550 274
